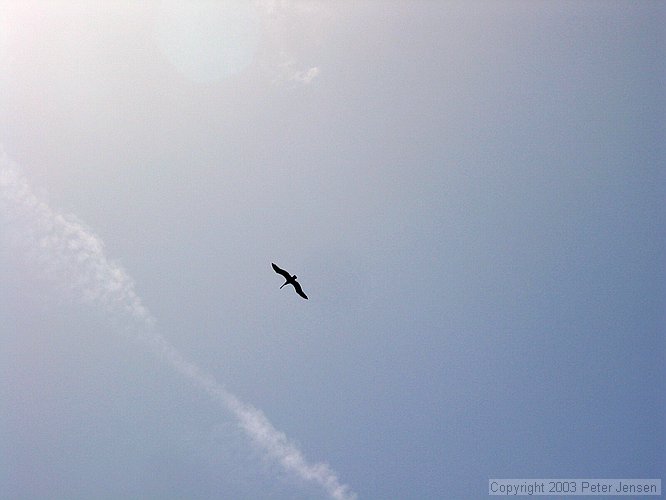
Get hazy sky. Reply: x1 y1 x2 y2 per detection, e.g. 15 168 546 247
1 2 664 499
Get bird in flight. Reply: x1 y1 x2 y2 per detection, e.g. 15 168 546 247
272 263 308 299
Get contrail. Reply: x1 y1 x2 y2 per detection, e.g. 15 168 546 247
0 151 357 500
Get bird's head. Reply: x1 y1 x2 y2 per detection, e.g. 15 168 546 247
292 275 297 280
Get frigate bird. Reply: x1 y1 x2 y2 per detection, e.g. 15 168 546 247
272 263 308 299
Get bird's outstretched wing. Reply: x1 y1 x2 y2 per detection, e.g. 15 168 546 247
292 281 308 300
272 262 290 279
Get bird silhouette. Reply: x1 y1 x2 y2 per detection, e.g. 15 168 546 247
272 263 308 299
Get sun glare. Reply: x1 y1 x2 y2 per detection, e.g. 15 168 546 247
153 1 260 83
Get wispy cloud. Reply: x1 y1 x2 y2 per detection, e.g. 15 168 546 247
0 151 356 500
255 0 329 85
272 55 320 86
0 160 154 326
288 64 320 85
292 66 320 84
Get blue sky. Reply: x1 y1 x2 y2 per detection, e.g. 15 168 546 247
1 2 664 499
